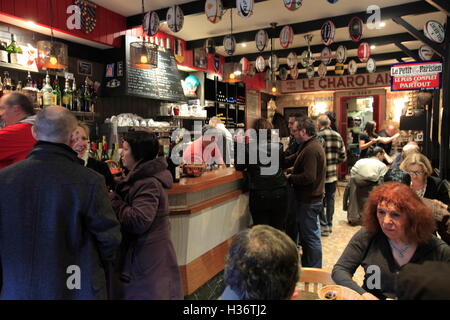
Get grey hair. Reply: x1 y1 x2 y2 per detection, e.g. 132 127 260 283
318 114 331 127
34 106 78 144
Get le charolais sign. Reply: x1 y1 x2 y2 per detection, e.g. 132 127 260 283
390 61 442 91
280 71 390 93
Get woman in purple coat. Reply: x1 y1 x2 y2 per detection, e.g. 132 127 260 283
109 131 183 299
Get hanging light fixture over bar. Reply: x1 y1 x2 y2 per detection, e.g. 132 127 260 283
223 9 242 83
130 0 158 69
37 0 68 70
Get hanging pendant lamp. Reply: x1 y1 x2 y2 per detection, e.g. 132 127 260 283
130 0 158 69
37 0 68 70
223 9 243 83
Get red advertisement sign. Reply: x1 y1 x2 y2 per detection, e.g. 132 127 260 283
391 61 442 91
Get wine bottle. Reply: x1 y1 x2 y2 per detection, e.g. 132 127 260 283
62 77 73 109
71 81 79 111
42 73 53 107
6 34 22 64
52 79 62 106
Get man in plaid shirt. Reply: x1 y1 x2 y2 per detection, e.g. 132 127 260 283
317 114 346 236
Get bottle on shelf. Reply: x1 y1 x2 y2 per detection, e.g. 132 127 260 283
0 76 3 97
101 136 109 161
3 71 12 95
36 79 43 108
62 77 73 110
0 41 8 63
71 80 79 112
23 72 38 107
52 79 62 106
42 72 53 107
5 34 22 64
83 77 91 113
89 142 100 161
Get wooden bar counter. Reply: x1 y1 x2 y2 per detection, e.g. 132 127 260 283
167 168 250 296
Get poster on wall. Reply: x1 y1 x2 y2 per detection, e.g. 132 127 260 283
194 48 208 69
390 61 442 91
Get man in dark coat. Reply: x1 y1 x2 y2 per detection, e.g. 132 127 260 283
0 106 121 300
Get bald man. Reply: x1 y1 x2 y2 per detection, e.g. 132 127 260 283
0 106 121 299
0 92 37 169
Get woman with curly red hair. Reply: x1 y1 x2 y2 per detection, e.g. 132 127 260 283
332 182 450 300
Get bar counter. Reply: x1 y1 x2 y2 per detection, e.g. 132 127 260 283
167 168 250 296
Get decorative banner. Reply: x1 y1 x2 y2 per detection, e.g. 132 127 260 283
75 0 97 34
240 57 250 74
214 55 221 72
320 46 333 65
256 56 266 72
143 11 159 36
358 42 370 63
205 38 215 54
366 58 376 73
318 63 327 78
237 0 254 18
348 59 358 75
306 65 315 79
424 20 445 43
287 51 298 69
419 45 433 61
279 66 288 80
335 63 345 75
348 16 364 42
321 20 336 46
167 6 184 33
290 64 299 79
283 0 303 11
269 54 279 71
255 29 269 52
281 71 390 93
391 61 442 91
205 0 224 24
223 34 236 55
280 25 294 49
336 45 347 64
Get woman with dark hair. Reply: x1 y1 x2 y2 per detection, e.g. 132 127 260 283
358 120 379 159
235 118 288 231
109 131 182 300
333 182 450 300
271 112 290 138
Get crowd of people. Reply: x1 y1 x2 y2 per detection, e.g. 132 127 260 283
1 92 449 300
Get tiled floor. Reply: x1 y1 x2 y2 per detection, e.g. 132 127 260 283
320 184 365 286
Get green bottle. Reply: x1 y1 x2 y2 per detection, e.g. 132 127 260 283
52 79 62 106
62 78 73 109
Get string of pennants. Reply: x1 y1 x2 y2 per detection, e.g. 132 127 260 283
143 0 445 80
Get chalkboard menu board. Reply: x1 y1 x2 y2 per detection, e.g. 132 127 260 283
125 36 186 102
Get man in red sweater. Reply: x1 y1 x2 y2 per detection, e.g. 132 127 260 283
0 92 37 169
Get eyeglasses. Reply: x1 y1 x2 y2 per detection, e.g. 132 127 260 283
406 171 425 176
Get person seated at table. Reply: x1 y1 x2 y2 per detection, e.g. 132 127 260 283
400 152 450 205
182 125 224 166
350 147 388 183
396 261 450 300
221 225 300 300
333 182 450 300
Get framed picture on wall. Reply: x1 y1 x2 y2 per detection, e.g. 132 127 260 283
194 48 208 69
78 60 93 76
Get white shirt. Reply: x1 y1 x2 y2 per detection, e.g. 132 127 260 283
350 156 388 182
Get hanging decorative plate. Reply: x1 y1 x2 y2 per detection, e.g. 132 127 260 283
223 34 236 55
205 0 223 24
214 55 221 72
335 63 345 75
269 54 279 71
318 63 327 78
256 56 266 72
255 29 269 52
320 46 333 65
348 59 358 75
358 42 370 63
290 64 299 79
143 11 160 36
424 20 445 44
237 0 254 18
321 20 336 46
280 25 294 49
336 45 347 64
306 65 315 78
205 38 216 54
279 66 288 80
75 0 97 34
366 58 376 73
418 45 433 61
348 16 364 42
240 57 250 75
283 0 303 11
167 6 184 33
287 51 298 69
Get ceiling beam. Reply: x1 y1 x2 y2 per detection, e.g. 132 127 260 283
392 16 446 57
127 0 269 28
225 33 416 62
394 42 421 61
186 1 438 49
425 0 450 16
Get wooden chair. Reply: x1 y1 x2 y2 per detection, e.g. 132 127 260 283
297 267 335 295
